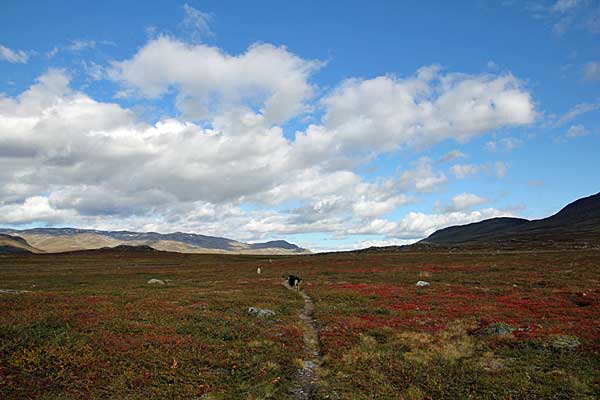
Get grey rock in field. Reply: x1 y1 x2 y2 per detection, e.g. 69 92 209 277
415 281 430 287
147 278 165 285
550 335 580 350
0 289 30 294
480 322 516 336
247 307 275 317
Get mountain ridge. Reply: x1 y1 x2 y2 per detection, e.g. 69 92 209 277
419 192 600 248
353 192 600 253
0 233 43 254
0 227 309 255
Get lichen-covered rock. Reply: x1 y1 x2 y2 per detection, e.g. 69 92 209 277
247 307 275 317
549 335 580 350
479 322 516 336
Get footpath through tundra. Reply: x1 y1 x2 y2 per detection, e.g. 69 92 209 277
284 282 323 399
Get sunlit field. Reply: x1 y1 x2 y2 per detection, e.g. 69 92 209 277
1 249 599 399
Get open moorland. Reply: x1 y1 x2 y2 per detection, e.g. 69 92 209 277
1 248 599 399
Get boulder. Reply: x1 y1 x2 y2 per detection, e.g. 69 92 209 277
247 307 275 317
479 322 516 336
415 281 430 287
550 335 580 350
147 278 165 285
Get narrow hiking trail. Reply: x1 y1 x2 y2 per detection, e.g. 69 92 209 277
284 284 323 399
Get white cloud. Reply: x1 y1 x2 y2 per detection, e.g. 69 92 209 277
485 141 497 151
108 36 322 124
82 61 105 81
450 161 509 179
450 163 480 179
556 101 600 126
443 193 488 212
400 157 447 193
181 3 214 40
320 66 536 154
0 196 75 224
0 44 29 63
0 37 533 246
352 194 412 218
347 239 417 251
439 150 466 163
0 69 416 241
566 124 589 138
67 39 98 52
46 47 59 59
486 137 523 151
583 61 600 81
388 207 515 239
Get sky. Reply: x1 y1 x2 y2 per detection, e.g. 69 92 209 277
0 0 599 252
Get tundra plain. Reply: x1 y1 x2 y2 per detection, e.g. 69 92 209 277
1 249 599 399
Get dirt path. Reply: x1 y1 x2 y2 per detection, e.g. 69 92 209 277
284 284 323 399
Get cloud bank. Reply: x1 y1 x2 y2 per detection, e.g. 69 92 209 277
0 37 536 248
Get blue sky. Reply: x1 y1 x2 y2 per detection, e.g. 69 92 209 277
1 0 599 251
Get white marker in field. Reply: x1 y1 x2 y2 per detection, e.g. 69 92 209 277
257 267 261 275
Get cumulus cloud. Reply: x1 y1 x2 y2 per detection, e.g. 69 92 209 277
442 193 488 212
387 208 515 239
319 66 536 154
0 68 413 241
108 36 322 123
400 157 447 193
0 35 535 247
450 161 509 179
450 163 480 179
0 44 29 63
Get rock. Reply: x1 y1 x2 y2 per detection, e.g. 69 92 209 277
247 307 275 317
415 281 430 287
0 289 30 294
549 335 580 350
147 279 165 285
479 322 516 336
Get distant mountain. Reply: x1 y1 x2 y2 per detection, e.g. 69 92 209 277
249 240 304 250
422 217 529 245
0 234 42 254
0 228 310 255
419 192 600 248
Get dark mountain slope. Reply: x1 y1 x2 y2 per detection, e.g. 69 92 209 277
421 217 529 245
0 234 42 254
420 192 600 248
